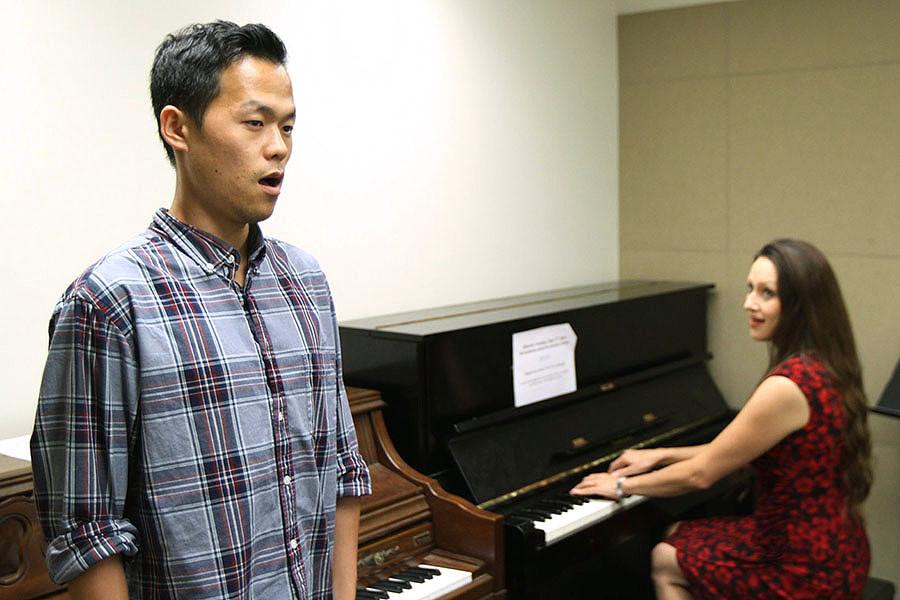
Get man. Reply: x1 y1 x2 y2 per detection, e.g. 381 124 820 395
31 21 370 600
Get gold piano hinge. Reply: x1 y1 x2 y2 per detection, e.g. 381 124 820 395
570 436 589 450
600 382 615 392
643 412 657 423
413 532 433 547
477 414 723 511
357 545 400 569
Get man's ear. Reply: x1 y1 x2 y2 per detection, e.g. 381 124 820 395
159 105 191 154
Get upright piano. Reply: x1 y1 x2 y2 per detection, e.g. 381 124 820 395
350 386 505 599
340 281 749 599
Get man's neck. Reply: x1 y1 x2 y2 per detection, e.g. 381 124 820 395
168 198 251 286
169 201 248 249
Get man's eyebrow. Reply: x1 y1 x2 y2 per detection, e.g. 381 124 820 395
240 100 295 120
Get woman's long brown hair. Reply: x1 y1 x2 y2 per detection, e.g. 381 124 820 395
756 239 872 513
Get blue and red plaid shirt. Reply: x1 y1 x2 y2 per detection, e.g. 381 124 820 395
31 208 371 599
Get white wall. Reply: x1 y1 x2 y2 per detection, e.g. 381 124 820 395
0 1 620 439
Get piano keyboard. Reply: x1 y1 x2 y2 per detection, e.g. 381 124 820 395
510 494 646 546
356 564 473 600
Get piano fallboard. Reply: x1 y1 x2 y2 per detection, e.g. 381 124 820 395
447 361 728 508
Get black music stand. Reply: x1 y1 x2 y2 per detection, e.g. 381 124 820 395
871 357 900 419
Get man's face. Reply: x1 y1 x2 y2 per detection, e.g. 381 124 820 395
182 55 295 228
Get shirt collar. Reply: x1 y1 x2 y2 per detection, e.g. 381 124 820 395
151 208 267 274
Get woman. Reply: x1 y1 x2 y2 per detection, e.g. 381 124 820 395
571 239 872 599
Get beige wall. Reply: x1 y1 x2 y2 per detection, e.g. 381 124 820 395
619 0 899 585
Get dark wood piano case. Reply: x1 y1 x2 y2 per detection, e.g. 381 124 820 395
0 453 67 600
350 386 505 599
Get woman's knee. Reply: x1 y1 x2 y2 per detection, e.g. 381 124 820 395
651 542 681 580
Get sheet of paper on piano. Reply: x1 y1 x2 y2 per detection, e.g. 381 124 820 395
512 322 578 407
0 434 30 462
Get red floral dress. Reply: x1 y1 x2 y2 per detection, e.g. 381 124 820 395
667 356 870 599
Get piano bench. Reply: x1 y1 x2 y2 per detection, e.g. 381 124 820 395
864 577 896 600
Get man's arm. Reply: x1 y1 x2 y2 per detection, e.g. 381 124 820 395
333 496 361 600
328 303 371 599
67 556 128 600
31 295 140 585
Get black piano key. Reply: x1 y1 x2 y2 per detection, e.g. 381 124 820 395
544 494 580 508
364 590 390 600
532 501 566 514
356 590 383 600
408 566 441 577
511 509 550 522
531 506 564 516
393 569 427 583
542 497 577 509
565 494 591 505
370 581 406 593
506 514 534 527
387 578 413 590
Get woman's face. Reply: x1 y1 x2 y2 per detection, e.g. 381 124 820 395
744 257 781 342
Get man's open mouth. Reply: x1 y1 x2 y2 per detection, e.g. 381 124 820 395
260 174 282 187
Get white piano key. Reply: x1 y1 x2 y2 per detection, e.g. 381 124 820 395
532 495 646 545
363 564 472 600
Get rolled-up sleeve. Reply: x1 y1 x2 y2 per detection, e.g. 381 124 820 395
30 294 140 584
330 309 371 498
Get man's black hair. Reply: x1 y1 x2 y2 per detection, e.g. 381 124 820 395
150 21 288 166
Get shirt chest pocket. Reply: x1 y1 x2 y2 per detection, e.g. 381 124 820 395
279 351 338 438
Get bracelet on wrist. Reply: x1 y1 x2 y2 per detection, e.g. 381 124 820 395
616 475 629 501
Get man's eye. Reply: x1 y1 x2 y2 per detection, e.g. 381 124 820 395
246 120 264 128
283 125 294 135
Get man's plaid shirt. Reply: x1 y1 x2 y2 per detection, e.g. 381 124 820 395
31 208 371 599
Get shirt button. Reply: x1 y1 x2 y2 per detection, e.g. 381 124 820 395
278 411 285 421
205 262 214 271
227 255 235 264
289 539 298 550
283 475 292 486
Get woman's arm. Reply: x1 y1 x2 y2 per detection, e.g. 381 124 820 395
607 444 708 477
572 375 809 498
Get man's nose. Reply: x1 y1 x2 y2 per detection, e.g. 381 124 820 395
265 128 289 159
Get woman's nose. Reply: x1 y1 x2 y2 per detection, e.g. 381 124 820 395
743 293 755 311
